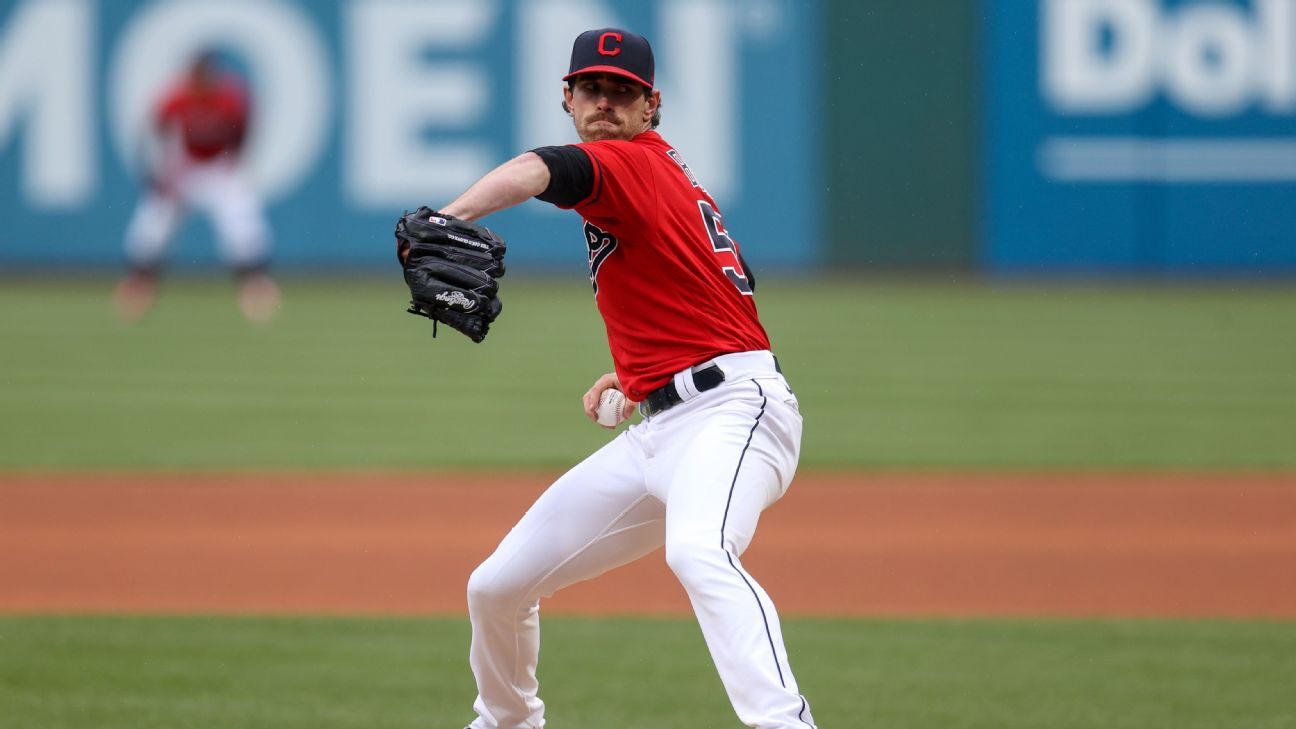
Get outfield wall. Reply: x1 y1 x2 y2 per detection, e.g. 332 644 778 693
984 0 1296 275
3 0 1295 275
0 0 820 271
823 0 978 269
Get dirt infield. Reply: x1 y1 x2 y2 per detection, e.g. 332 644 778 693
2 472 1293 618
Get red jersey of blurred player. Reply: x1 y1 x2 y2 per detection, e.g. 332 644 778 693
568 133 770 401
115 52 277 324
156 61 249 162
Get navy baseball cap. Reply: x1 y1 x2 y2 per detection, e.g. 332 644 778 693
563 28 655 89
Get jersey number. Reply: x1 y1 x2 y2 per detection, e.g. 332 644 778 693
698 201 753 295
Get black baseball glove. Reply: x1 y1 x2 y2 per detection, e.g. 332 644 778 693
395 207 507 343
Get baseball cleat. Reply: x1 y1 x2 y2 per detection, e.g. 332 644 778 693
112 273 158 323
237 273 281 324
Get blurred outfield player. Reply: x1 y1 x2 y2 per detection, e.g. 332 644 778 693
431 29 816 729
114 51 279 323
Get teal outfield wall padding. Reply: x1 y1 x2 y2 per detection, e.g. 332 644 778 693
983 0 1296 275
823 0 978 268
0 0 820 272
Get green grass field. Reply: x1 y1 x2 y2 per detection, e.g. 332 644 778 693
2 615 1294 729
2 277 1294 469
4 277 1294 728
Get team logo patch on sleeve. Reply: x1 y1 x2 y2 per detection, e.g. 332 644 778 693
583 221 619 292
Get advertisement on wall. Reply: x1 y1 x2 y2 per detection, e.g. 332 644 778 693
985 0 1296 274
0 0 818 271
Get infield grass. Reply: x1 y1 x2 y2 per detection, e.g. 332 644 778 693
1 277 1293 469
1 615 1293 729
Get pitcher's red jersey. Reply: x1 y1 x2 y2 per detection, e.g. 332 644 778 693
563 131 769 401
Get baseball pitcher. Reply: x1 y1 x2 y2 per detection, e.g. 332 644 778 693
400 28 815 729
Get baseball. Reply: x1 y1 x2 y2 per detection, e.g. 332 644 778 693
596 388 628 427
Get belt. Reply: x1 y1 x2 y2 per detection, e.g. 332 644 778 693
641 363 726 418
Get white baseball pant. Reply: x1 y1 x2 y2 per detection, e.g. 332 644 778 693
124 158 270 269
465 350 816 729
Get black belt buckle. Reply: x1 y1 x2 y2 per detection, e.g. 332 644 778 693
642 363 726 418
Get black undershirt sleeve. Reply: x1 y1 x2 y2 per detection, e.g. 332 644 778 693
531 145 595 208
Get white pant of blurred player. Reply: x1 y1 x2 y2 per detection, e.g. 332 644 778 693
466 351 816 729
115 159 278 323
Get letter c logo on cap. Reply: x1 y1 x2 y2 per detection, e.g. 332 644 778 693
598 32 623 56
